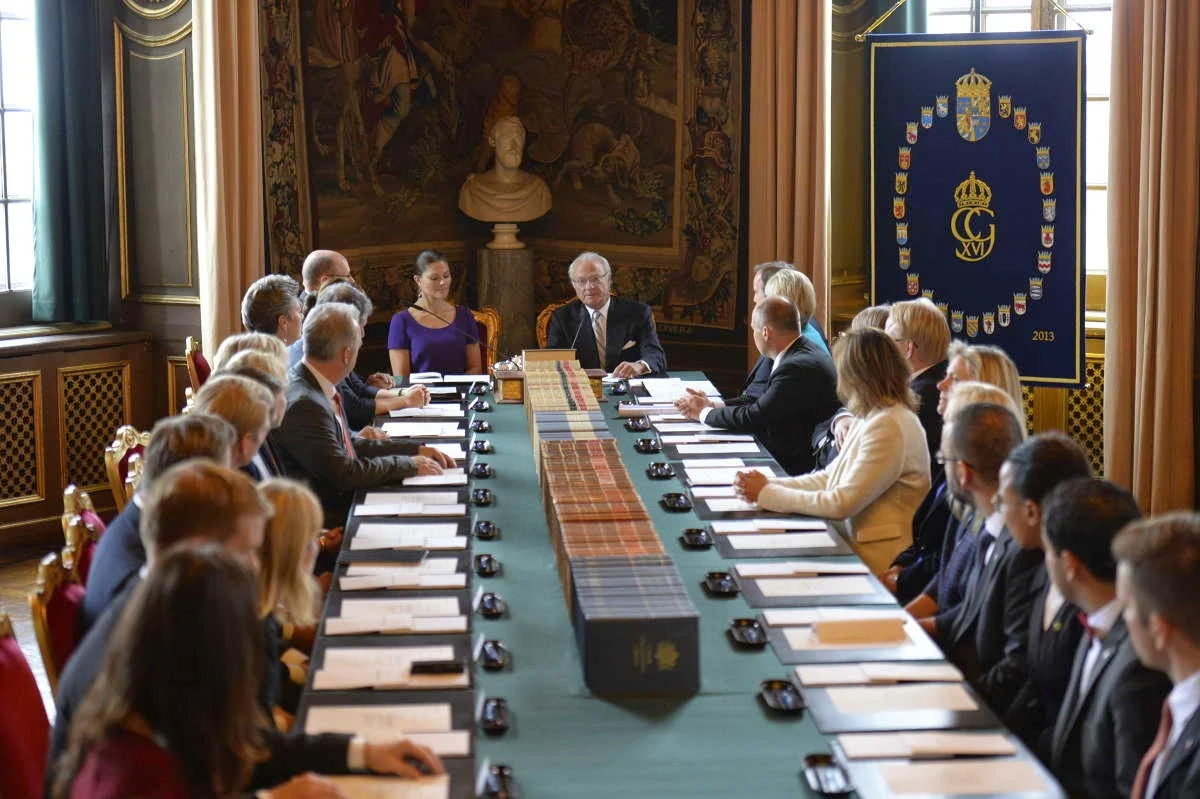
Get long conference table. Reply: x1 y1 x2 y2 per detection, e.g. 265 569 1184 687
295 371 1066 798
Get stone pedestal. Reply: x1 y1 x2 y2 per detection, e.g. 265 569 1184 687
478 247 536 360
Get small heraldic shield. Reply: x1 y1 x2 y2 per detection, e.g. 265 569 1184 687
893 196 906 220
1037 250 1053 274
998 304 1012 327
921 106 934 129
1028 122 1042 144
1040 172 1054 196
966 315 980 338
895 172 908 195
898 146 911 170
937 302 949 317
936 95 949 118
1029 277 1044 300
999 95 1012 118
1014 293 1028 315
1041 225 1055 248
906 273 920 296
1036 146 1051 170
906 122 919 144
1014 107 1027 130
982 312 995 335
955 69 992 142
1043 198 1057 222
899 247 912 269
922 289 935 300
951 309 964 332
896 222 909 245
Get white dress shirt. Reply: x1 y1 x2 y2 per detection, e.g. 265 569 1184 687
980 510 1006 565
1146 670 1200 797
1079 598 1124 690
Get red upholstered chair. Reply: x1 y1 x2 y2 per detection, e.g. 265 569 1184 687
63 483 105 535
535 301 568 349
29 552 86 693
104 426 150 513
63 513 102 586
471 306 502 370
185 335 211 391
0 612 50 799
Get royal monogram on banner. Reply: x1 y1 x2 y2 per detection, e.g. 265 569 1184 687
867 32 1086 386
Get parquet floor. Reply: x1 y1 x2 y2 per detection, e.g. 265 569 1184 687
1 549 56 720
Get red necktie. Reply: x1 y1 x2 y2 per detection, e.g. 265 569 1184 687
330 393 355 455
1131 700 1173 799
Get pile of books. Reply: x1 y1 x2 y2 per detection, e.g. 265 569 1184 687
529 367 699 696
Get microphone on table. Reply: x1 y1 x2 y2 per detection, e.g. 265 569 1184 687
409 302 481 344
568 301 588 352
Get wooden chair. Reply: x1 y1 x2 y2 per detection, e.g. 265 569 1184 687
62 483 105 538
29 552 86 693
0 612 50 799
62 514 102 586
185 335 211 392
104 425 150 512
536 301 570 349
471 306 503 368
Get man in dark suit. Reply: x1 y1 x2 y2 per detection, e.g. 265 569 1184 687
50 461 439 795
674 296 839 476
79 413 236 634
1113 512 1200 799
995 433 1093 748
270 302 454 527
546 251 667 377
1043 478 1171 798
921 403 1043 711
884 298 949 466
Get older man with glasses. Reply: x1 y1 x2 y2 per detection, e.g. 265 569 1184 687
545 251 667 377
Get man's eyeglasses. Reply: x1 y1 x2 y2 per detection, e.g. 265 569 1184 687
935 453 970 468
571 275 609 287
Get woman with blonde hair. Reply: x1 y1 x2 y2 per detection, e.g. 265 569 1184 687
937 341 1021 415
764 268 830 355
212 332 289 373
735 327 931 572
257 478 321 717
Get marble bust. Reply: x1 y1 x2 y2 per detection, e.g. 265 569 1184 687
458 116 552 223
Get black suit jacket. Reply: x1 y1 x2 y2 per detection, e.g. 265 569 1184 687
339 371 381 432
271 363 421 527
703 337 840 475
891 473 953 604
47 578 352 797
78 501 143 636
912 359 947 473
1005 571 1085 751
740 355 771 401
1151 705 1200 799
1050 617 1172 798
546 297 667 374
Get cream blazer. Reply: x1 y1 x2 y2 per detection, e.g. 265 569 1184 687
756 402 931 549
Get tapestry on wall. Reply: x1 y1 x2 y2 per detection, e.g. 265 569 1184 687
867 31 1085 386
260 0 744 331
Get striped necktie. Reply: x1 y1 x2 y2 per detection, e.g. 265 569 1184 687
592 310 607 369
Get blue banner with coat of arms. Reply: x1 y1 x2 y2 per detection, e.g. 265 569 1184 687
867 31 1085 386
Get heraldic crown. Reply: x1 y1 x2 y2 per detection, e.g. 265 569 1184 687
955 68 992 97
954 171 993 209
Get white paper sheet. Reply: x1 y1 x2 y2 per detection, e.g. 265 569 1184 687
441 374 489 383
685 466 773 485
654 422 718 433
338 597 461 617
381 422 463 438
710 517 828 533
313 646 468 690
345 559 460 576
365 492 460 505
794 662 964 687
837 731 1016 760
402 472 469 487
647 413 689 423
389 406 466 419
727 532 836 550
338 573 468 591
677 443 761 455
878 758 1046 794
826 683 978 714
323 615 468 636
408 372 443 382
325 775 451 799
304 703 451 733
762 607 910 626
349 534 467 551
428 443 466 460
690 486 738 499
735 560 869 578
353 503 466 518
426 386 459 396
702 498 758 513
755 575 875 597
681 457 745 469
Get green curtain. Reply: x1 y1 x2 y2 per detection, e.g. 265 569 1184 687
31 0 106 322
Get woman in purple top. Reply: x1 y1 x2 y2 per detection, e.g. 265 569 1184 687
388 250 483 377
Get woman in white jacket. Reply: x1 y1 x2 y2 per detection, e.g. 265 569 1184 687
734 327 931 573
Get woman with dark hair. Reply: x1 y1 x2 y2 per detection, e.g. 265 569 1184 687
735 327 931 572
387 250 483 377
56 542 271 797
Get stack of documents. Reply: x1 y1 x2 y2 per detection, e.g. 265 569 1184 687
312 645 469 691
324 597 468 636
349 522 466 551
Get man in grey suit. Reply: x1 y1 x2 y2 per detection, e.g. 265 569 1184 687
1043 478 1170 798
271 303 454 527
1114 512 1200 799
